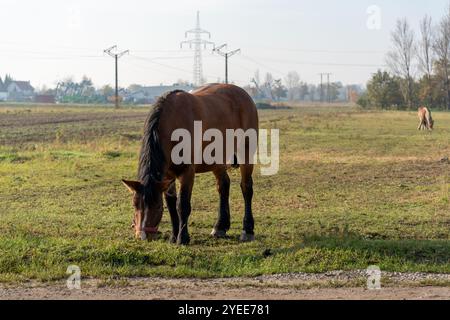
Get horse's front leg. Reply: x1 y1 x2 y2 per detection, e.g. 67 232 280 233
418 120 424 130
240 165 255 242
164 181 179 244
176 168 195 245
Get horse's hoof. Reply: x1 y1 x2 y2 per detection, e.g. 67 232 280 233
177 238 190 246
177 234 190 246
211 229 227 238
240 232 255 242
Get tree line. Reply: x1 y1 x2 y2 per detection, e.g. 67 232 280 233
359 6 450 110
244 70 361 103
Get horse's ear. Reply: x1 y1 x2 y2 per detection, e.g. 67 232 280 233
122 180 143 194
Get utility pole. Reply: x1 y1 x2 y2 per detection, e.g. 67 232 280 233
327 73 332 103
213 44 241 84
181 11 215 86
104 45 129 108
319 73 324 102
319 73 332 103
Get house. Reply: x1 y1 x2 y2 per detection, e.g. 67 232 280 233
7 81 35 101
0 78 7 101
124 83 196 104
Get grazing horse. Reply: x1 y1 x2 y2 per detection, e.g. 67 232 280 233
418 106 434 131
122 84 259 245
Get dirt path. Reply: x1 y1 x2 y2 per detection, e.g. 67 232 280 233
1 272 449 300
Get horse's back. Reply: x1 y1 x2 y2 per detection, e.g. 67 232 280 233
193 84 255 108
191 84 258 130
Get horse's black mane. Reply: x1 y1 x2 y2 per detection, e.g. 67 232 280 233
138 90 184 193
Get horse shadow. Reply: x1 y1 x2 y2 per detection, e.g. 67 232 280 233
267 231 450 268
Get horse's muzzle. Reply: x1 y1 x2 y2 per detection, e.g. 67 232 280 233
135 227 159 241
137 231 148 241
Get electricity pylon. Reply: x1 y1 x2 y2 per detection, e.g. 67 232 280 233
319 73 332 103
181 11 215 86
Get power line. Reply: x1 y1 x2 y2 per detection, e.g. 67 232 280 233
247 55 386 68
132 49 187 53
131 55 195 75
130 54 222 81
104 45 129 108
0 40 385 55
239 55 286 77
232 45 386 55
129 55 195 61
0 54 105 60
127 62 185 81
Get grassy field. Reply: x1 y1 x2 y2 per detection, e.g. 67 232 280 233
0 104 449 283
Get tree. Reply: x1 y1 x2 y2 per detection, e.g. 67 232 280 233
386 18 416 109
328 82 343 102
418 15 435 106
366 70 404 109
55 76 102 104
254 70 261 88
251 70 266 100
176 79 191 86
101 85 114 98
418 16 435 80
4 74 13 87
272 79 287 101
299 82 309 101
79 76 95 100
263 73 275 100
128 84 143 92
433 6 450 111
309 84 317 102
357 93 370 109
285 71 300 101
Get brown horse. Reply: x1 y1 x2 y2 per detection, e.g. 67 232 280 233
418 106 434 131
122 84 259 245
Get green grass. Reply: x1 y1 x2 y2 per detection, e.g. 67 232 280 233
0 104 449 283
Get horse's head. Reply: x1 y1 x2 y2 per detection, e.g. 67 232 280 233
122 180 163 241
430 117 435 130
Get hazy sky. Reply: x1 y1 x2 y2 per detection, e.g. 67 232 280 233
0 0 448 89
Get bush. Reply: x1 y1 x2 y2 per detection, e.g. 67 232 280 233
256 102 292 110
357 94 369 109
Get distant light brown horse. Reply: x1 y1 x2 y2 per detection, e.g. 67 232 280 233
122 84 259 245
418 106 434 131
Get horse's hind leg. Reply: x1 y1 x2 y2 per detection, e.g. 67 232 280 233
419 121 426 131
211 169 231 238
165 181 179 244
176 168 195 245
240 164 255 242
